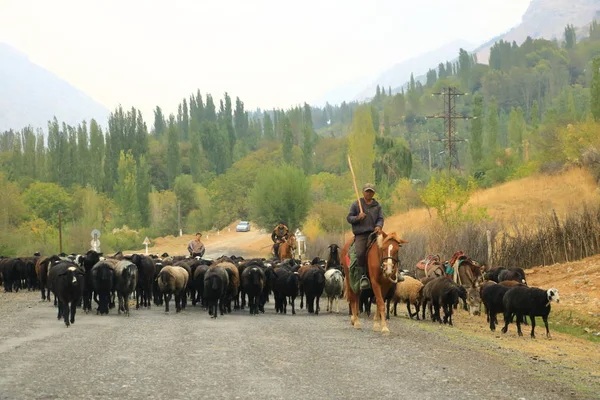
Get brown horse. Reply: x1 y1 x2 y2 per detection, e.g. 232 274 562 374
341 231 408 333
278 235 297 260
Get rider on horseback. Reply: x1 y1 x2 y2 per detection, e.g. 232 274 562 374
347 183 384 291
271 221 290 259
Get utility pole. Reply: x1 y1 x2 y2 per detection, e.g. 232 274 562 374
177 201 182 237
426 87 472 173
58 210 63 254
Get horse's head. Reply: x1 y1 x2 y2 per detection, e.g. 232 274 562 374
377 232 409 283
288 235 297 249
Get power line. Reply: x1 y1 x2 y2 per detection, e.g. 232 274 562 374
426 87 472 173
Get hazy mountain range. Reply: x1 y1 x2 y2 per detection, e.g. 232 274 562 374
0 43 109 132
314 0 600 105
3 0 600 131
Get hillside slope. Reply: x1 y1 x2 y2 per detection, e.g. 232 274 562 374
0 43 110 131
475 0 600 63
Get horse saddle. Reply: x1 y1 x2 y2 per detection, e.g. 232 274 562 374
416 254 440 270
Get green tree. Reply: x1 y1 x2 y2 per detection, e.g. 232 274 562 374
154 106 166 137
564 24 576 49
174 174 198 219
137 155 151 227
508 107 526 155
348 105 376 186
77 122 90 186
263 112 274 140
371 105 380 134
88 119 104 190
182 98 189 140
166 115 180 188
282 116 293 162
592 57 600 121
115 150 141 227
383 114 391 136
419 174 486 225
530 100 540 130
189 129 202 182
249 164 311 229
35 131 46 181
486 97 499 155
22 182 71 227
470 95 484 167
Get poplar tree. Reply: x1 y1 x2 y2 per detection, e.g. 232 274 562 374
486 97 499 155
282 116 293 163
153 106 166 137
263 112 274 140
348 105 376 186
116 150 140 227
137 155 151 227
591 57 600 121
166 115 180 188
470 95 484 167
89 119 105 191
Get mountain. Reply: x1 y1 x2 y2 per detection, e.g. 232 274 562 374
0 43 110 132
353 39 476 102
475 0 600 63
312 74 374 107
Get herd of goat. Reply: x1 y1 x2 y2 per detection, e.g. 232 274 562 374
0 244 560 338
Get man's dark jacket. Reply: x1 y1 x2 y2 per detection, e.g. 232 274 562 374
346 198 384 235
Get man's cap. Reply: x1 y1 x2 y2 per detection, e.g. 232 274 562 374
363 183 376 193
195 232 202 236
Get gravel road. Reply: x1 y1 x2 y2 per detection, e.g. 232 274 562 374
0 291 596 400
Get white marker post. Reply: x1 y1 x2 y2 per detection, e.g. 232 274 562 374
143 237 151 255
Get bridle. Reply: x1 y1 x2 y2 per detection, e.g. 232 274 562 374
377 239 401 283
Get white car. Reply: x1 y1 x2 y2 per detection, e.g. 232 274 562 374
236 221 250 232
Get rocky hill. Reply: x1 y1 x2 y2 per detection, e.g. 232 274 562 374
0 43 109 132
476 0 600 63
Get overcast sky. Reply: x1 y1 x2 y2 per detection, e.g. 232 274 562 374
0 0 531 120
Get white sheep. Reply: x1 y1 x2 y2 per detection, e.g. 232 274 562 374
324 269 344 313
387 275 424 320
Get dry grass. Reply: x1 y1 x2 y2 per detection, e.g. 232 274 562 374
386 168 599 237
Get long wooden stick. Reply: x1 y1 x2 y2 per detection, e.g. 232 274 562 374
347 155 364 214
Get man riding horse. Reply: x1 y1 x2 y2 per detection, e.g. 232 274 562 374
346 183 384 291
271 221 290 259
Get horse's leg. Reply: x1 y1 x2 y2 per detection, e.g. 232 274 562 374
371 281 386 332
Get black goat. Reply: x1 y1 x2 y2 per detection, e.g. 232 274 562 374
501 286 560 338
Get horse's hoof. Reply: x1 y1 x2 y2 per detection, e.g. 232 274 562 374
354 320 361 329
373 323 381 331
382 326 390 334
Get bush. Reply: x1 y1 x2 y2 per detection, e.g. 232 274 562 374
310 201 348 233
103 227 140 253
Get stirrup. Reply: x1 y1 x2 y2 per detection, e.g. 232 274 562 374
360 275 371 291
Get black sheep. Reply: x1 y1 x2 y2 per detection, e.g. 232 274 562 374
78 250 103 313
272 267 299 315
482 283 513 331
302 266 325 315
501 286 560 338
203 265 229 318
326 244 342 273
91 261 115 315
241 266 265 315
484 267 506 283
498 268 527 284
114 261 138 316
130 254 155 309
421 277 461 325
47 261 85 327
